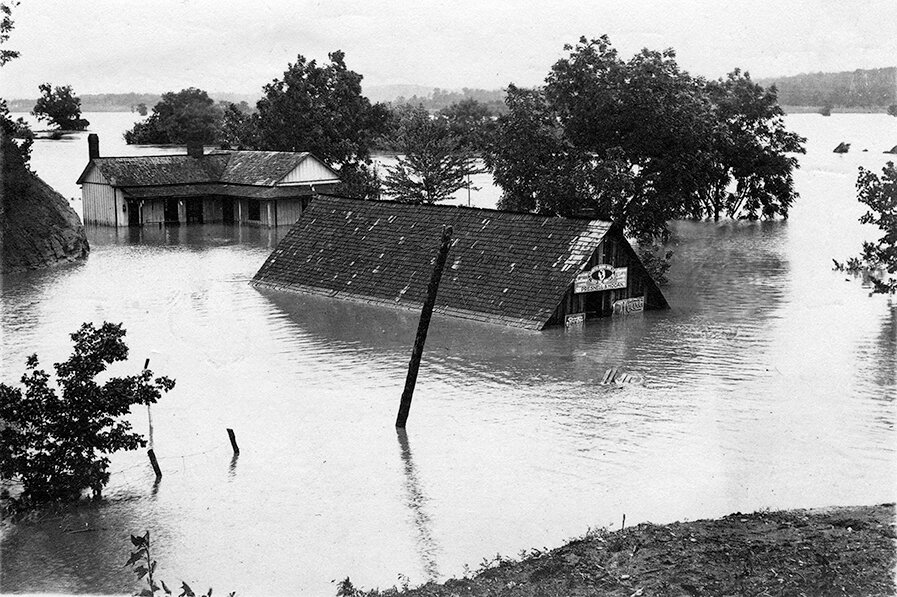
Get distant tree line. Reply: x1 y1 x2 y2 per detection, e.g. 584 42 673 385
391 87 507 115
757 67 896 108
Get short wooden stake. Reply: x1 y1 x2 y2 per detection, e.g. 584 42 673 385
227 428 240 455
396 225 453 429
147 449 162 479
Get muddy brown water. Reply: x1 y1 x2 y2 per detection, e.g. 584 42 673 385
1 113 895 595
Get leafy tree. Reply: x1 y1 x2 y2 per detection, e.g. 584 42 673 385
485 36 803 244
135 102 148 116
0 1 31 164
251 50 390 198
382 105 470 204
220 101 257 149
32 83 90 131
843 162 897 294
888 104 897 118
0 322 175 507
124 88 221 145
0 1 18 66
697 70 806 221
439 98 495 153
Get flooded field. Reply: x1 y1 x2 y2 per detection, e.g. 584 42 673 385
1 113 895 595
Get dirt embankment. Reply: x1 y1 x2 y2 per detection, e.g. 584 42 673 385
343 504 896 597
1 134 89 273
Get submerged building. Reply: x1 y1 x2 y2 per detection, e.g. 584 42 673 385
252 195 668 330
76 135 340 228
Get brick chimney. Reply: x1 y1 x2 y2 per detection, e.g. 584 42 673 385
187 141 204 158
88 133 99 160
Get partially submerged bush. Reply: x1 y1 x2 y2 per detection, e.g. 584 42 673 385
0 322 174 508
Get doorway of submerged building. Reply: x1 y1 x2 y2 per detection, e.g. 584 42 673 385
584 291 611 319
164 198 180 225
127 199 140 227
186 200 203 224
222 197 235 224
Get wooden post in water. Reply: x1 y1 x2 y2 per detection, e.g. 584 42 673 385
227 428 240 455
144 358 154 449
147 449 162 479
395 225 453 429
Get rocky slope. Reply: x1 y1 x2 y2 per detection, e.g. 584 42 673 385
1 134 89 274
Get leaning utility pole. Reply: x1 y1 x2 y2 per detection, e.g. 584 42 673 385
395 225 453 428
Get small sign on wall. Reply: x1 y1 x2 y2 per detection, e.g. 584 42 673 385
612 296 645 316
575 264 628 293
565 313 585 328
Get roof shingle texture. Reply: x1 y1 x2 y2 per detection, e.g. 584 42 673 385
252 196 612 330
81 150 314 188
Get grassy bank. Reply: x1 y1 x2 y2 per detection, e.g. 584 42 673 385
342 504 895 597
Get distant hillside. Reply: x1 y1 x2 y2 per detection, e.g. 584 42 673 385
756 67 896 108
363 84 435 104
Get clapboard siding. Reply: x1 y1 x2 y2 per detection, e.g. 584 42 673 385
280 157 339 184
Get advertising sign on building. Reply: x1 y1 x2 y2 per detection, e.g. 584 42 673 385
613 296 645 316
565 313 585 328
574 264 628 293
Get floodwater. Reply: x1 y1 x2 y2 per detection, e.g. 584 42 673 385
1 112 895 596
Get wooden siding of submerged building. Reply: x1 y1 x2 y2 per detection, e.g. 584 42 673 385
115 194 324 228
77 142 340 228
546 228 668 326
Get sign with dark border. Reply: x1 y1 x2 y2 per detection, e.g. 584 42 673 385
613 296 645 316
565 313 585 328
575 264 627 293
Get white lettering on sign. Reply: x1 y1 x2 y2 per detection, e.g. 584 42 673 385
565 313 585 328
613 296 645 316
574 264 628 293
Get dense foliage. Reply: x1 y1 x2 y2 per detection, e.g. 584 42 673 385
32 83 89 131
485 36 805 243
0 1 17 67
0 2 31 163
124 88 221 145
756 67 897 108
851 162 897 294
0 323 175 506
220 50 390 199
438 98 495 153
382 105 472 204
696 69 806 221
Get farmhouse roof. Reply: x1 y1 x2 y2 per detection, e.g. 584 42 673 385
76 150 336 188
252 195 619 330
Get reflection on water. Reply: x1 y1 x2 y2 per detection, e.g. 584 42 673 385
1 114 896 595
396 429 441 581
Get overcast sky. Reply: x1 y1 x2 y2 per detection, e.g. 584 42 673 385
4 0 896 98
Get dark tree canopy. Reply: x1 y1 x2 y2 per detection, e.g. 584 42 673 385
853 162 897 294
0 2 32 163
0 323 175 506
382 105 471 204
252 51 389 164
224 50 389 199
0 1 18 67
124 88 221 145
698 70 806 221
32 83 90 131
439 98 495 153
485 36 805 242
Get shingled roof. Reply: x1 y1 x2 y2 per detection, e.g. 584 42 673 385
252 195 620 330
76 150 333 189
